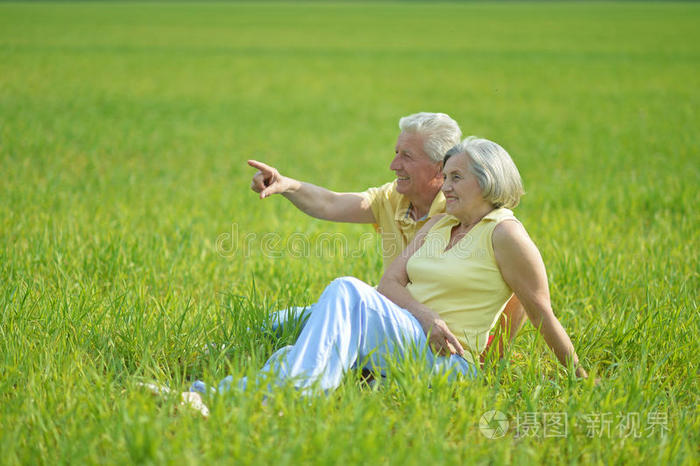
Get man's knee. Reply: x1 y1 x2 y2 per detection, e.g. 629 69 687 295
319 277 372 319
329 276 369 294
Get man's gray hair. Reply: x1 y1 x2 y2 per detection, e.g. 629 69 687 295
445 137 525 209
399 112 462 162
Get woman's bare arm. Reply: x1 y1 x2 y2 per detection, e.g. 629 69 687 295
493 220 588 378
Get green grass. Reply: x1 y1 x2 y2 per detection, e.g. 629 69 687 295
1 1 698 464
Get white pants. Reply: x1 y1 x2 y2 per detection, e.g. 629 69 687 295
192 277 476 395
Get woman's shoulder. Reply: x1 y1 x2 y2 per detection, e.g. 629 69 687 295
491 214 530 254
488 209 528 255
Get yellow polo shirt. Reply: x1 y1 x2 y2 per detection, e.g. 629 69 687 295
363 181 446 270
405 209 516 363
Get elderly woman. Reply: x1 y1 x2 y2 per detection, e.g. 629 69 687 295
190 137 587 400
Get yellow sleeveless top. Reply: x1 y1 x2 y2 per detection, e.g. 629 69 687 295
405 208 517 364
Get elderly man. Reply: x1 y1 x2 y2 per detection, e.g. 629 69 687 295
248 112 525 356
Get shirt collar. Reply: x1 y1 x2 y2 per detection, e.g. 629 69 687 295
395 191 446 225
443 207 512 227
482 207 511 221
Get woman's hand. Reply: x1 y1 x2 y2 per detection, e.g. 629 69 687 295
423 317 465 357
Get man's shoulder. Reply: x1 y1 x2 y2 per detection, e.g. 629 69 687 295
366 180 397 195
363 180 400 203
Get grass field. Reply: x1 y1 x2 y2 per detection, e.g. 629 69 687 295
1 1 698 464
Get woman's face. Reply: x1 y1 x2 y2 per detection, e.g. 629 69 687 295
442 152 485 218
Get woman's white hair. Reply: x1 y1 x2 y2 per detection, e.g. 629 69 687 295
444 137 525 209
398 112 462 162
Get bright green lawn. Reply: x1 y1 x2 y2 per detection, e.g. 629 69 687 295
1 2 698 464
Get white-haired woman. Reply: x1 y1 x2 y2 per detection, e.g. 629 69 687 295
190 137 587 400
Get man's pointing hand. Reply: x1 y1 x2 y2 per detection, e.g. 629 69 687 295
248 159 290 199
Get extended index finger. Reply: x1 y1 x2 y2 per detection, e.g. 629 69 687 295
247 159 274 174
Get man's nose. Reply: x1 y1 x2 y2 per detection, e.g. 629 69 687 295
389 154 401 170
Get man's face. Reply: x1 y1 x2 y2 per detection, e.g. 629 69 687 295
390 131 443 199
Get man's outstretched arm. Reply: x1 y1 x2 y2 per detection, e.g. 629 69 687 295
248 160 376 223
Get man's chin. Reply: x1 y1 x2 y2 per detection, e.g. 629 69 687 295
395 179 410 193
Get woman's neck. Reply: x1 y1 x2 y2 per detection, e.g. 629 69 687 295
455 204 494 229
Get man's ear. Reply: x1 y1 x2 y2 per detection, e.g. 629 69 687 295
435 161 444 177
